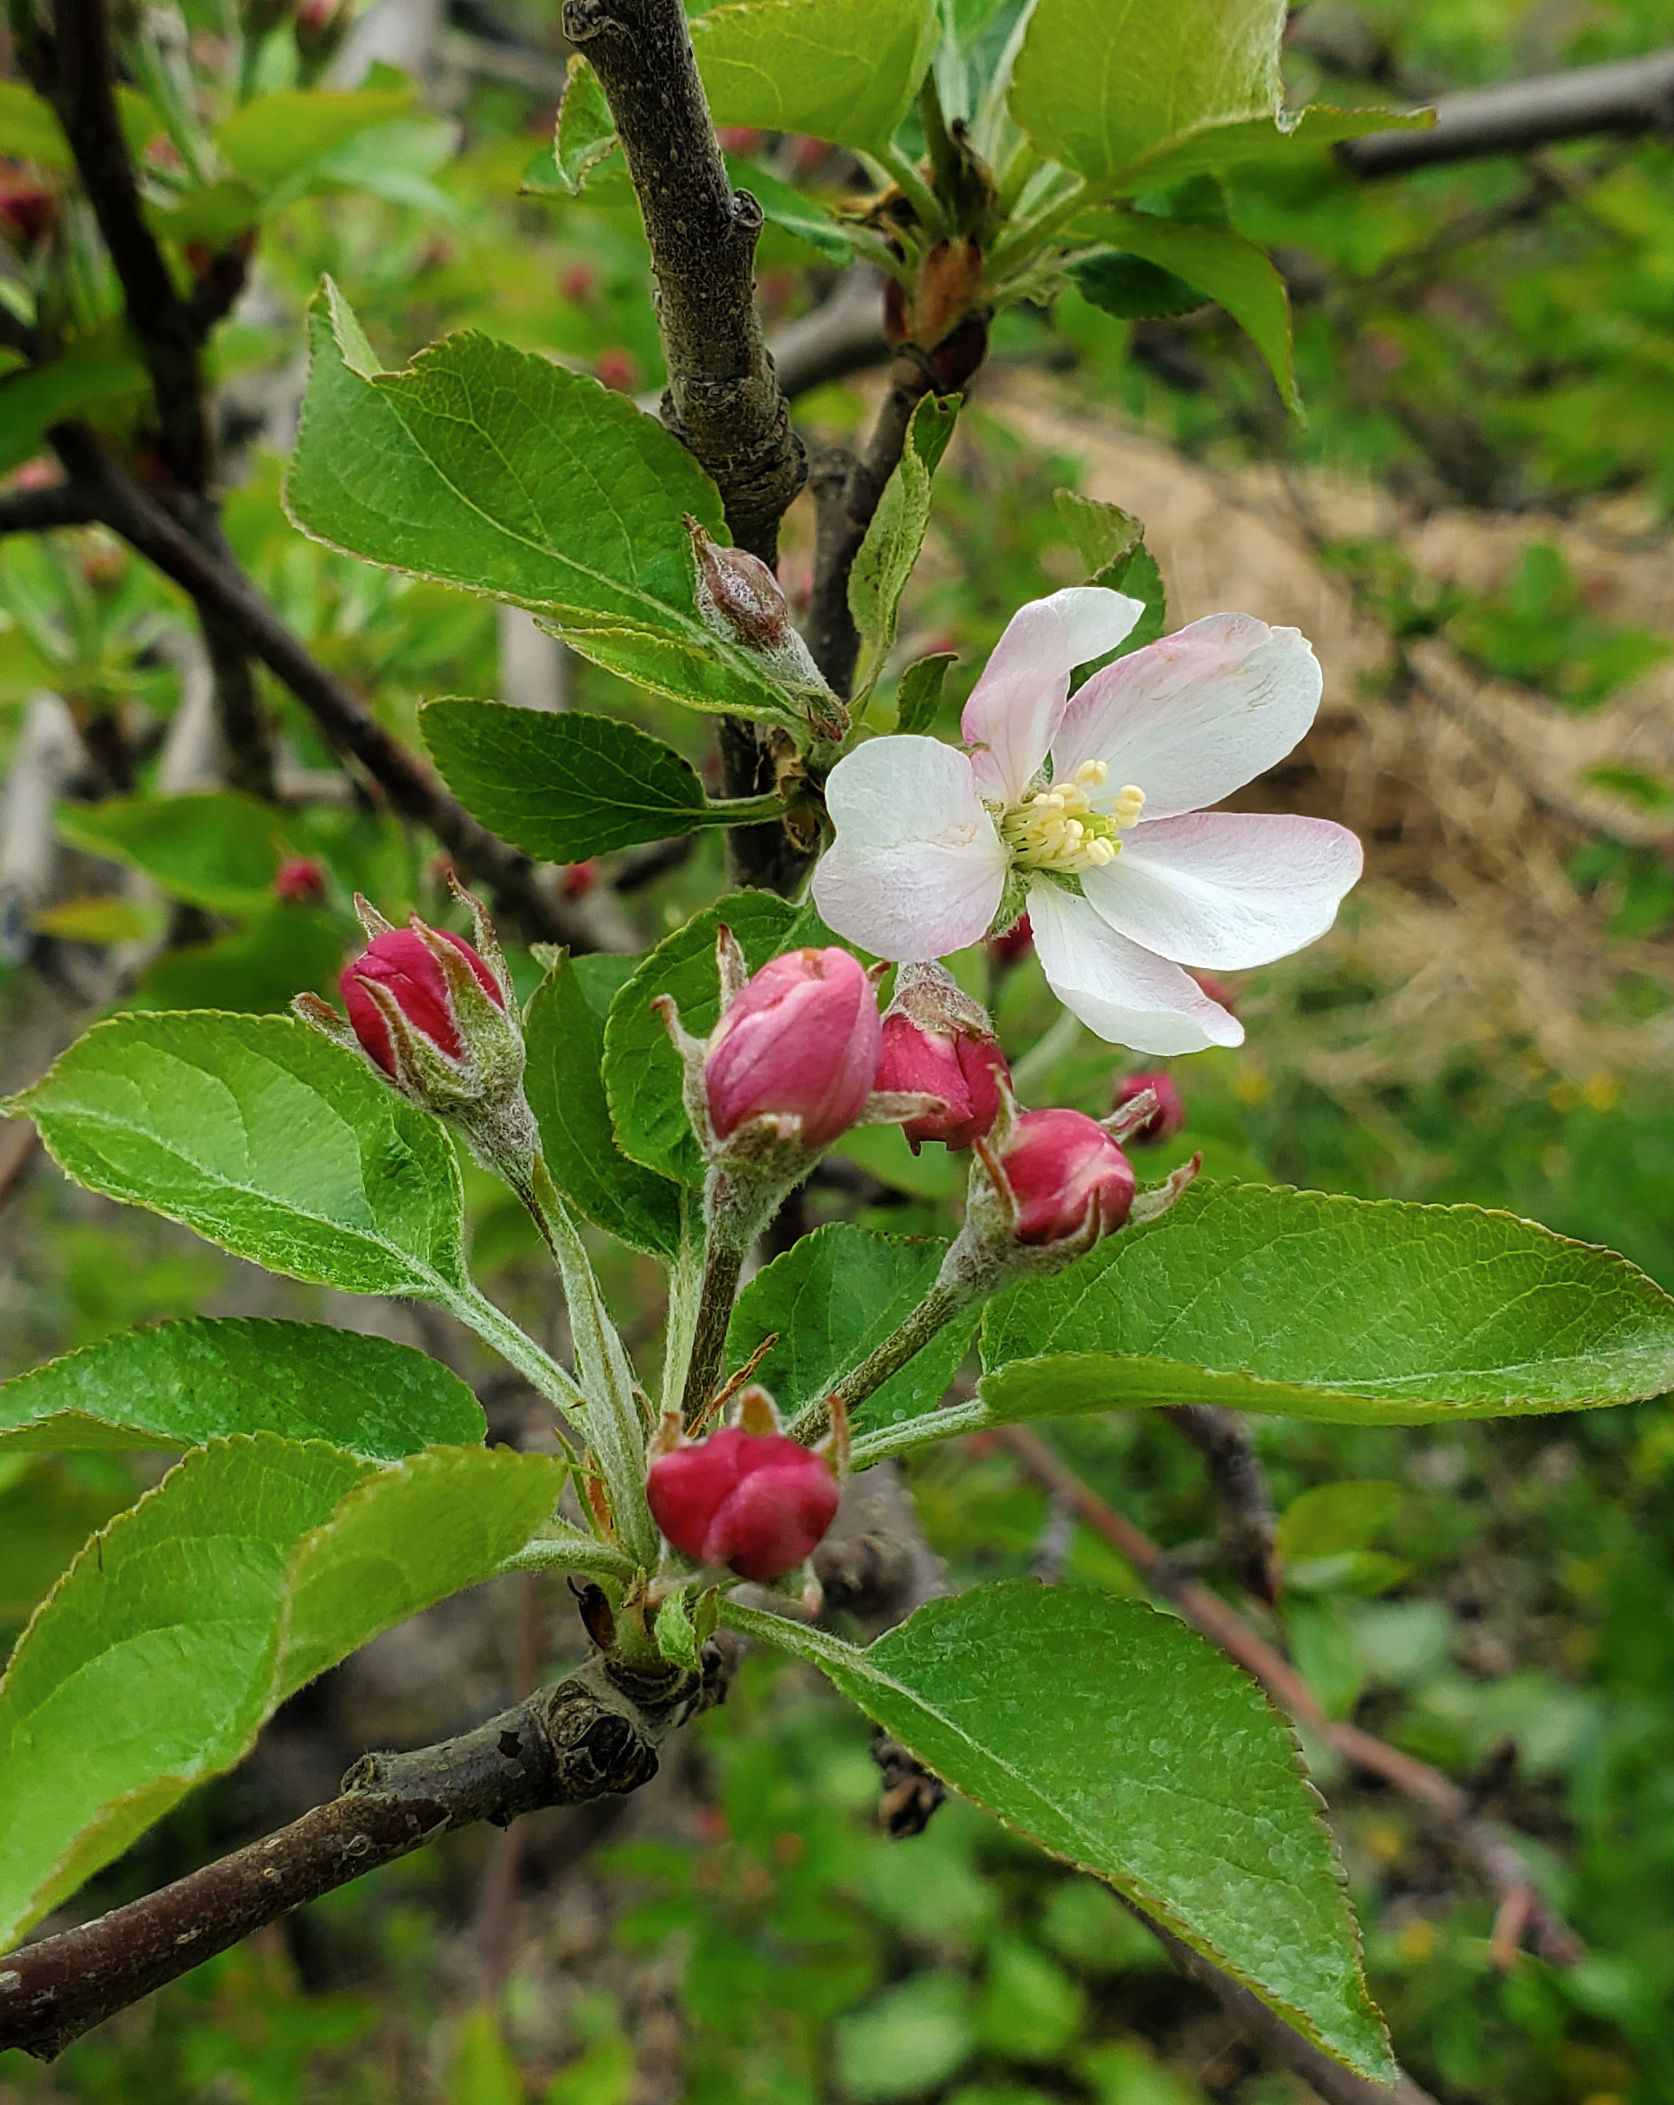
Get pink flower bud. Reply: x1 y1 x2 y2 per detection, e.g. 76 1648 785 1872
341 925 503 1077
560 859 598 899
594 347 639 393
988 912 1033 968
998 1108 1135 1246
1113 1070 1185 1145
705 946 880 1149
876 961 1009 1153
273 855 326 907
688 517 797 655
646 1427 840 1581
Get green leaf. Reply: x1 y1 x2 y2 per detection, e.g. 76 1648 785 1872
602 893 818 1187
1052 490 1166 655
8 1013 469 1299
0 324 148 478
285 281 797 727
1087 207 1298 414
421 700 752 862
692 0 940 156
525 952 685 1259
54 791 287 916
726 1224 976 1439
978 1180 1674 1429
0 81 71 167
126 908 348 1017
1010 0 1424 193
892 649 957 735
731 1583 1394 2082
849 394 960 691
553 55 623 195
1278 1481 1402 1561
0 1318 485 1460
1074 251 1208 321
216 87 412 192
0 1436 569 1950
724 153 858 263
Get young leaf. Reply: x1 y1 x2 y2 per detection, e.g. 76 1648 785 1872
976 1181 1674 1429
892 650 958 735
602 892 821 1187
1073 252 1208 320
729 1584 1395 2084
54 791 288 917
8 1013 469 1299
525 951 685 1259
285 281 798 727
849 394 961 691
553 55 623 194
692 0 940 156
421 701 760 862
1084 208 1298 415
128 908 348 1017
1010 0 1427 192
215 87 411 192
1052 490 1166 656
0 1437 570 1952
0 1318 485 1460
726 1224 976 1438
0 324 149 478
0 80 72 167
724 152 858 263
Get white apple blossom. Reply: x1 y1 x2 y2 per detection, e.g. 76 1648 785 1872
811 587 1363 1055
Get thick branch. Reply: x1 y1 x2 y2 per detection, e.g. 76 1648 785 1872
561 0 803 563
58 434 597 948
1340 47 1674 174
0 1649 721 2061
996 1424 1583 1968
40 0 209 489
0 484 101 536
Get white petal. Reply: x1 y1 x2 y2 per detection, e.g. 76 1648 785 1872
1083 812 1363 969
961 587 1145 803
1050 614 1322 819
1027 880 1243 1055
813 735 1009 960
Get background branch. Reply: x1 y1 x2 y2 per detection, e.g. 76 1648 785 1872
0 1647 726 2061
1340 46 1674 173
1162 1403 1281 1600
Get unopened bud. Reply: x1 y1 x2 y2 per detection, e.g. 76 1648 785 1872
686 518 845 737
0 178 56 250
273 856 326 907
988 911 1033 968
647 1425 840 1582
294 886 535 1179
994 1107 1135 1246
876 960 1008 1153
1113 1070 1185 1145
706 946 880 1151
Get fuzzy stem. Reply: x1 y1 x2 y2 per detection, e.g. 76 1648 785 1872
660 1207 706 1420
518 1154 660 1571
680 1227 749 1431
445 1282 590 1421
788 1277 975 1446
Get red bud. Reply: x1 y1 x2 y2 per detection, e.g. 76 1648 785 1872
594 347 639 393
646 1427 839 1581
1113 1070 1185 1145
341 925 503 1076
988 912 1034 968
998 1108 1135 1245
705 947 880 1149
876 975 1008 1154
274 856 326 907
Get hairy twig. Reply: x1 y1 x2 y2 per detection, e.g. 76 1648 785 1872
0 1646 728 2061
48 434 599 948
1340 46 1674 174
1162 1404 1280 1601
995 1423 1583 1967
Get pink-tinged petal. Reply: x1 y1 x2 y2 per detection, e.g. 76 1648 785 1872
1050 614 1322 819
813 735 1009 960
1027 880 1243 1055
961 587 1145 803
1084 812 1363 970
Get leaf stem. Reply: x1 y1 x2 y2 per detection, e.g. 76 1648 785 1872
873 143 949 241
705 791 787 827
788 1277 975 1445
985 172 1095 277
680 1224 749 1430
660 1202 706 1419
446 1281 590 1419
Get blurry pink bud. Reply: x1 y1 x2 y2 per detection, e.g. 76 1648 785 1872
705 947 880 1149
341 924 503 1077
647 1426 839 1581
715 125 764 155
1191 972 1238 1015
273 855 325 907
0 178 56 248
560 262 598 303
988 912 1033 968
1113 1070 1185 1145
876 960 1008 1153
594 347 639 393
997 1108 1135 1246
560 859 598 899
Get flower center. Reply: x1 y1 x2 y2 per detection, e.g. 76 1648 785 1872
995 760 1145 875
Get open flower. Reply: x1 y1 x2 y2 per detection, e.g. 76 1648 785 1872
812 589 1363 1054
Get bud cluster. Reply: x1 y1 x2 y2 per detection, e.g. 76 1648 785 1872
647 1386 841 1585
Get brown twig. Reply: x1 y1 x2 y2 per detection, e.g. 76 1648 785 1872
1162 1403 1280 1601
994 1422 1583 1969
0 1646 727 2061
0 485 101 536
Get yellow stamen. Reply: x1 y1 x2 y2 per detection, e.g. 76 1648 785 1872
994 769 1147 876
